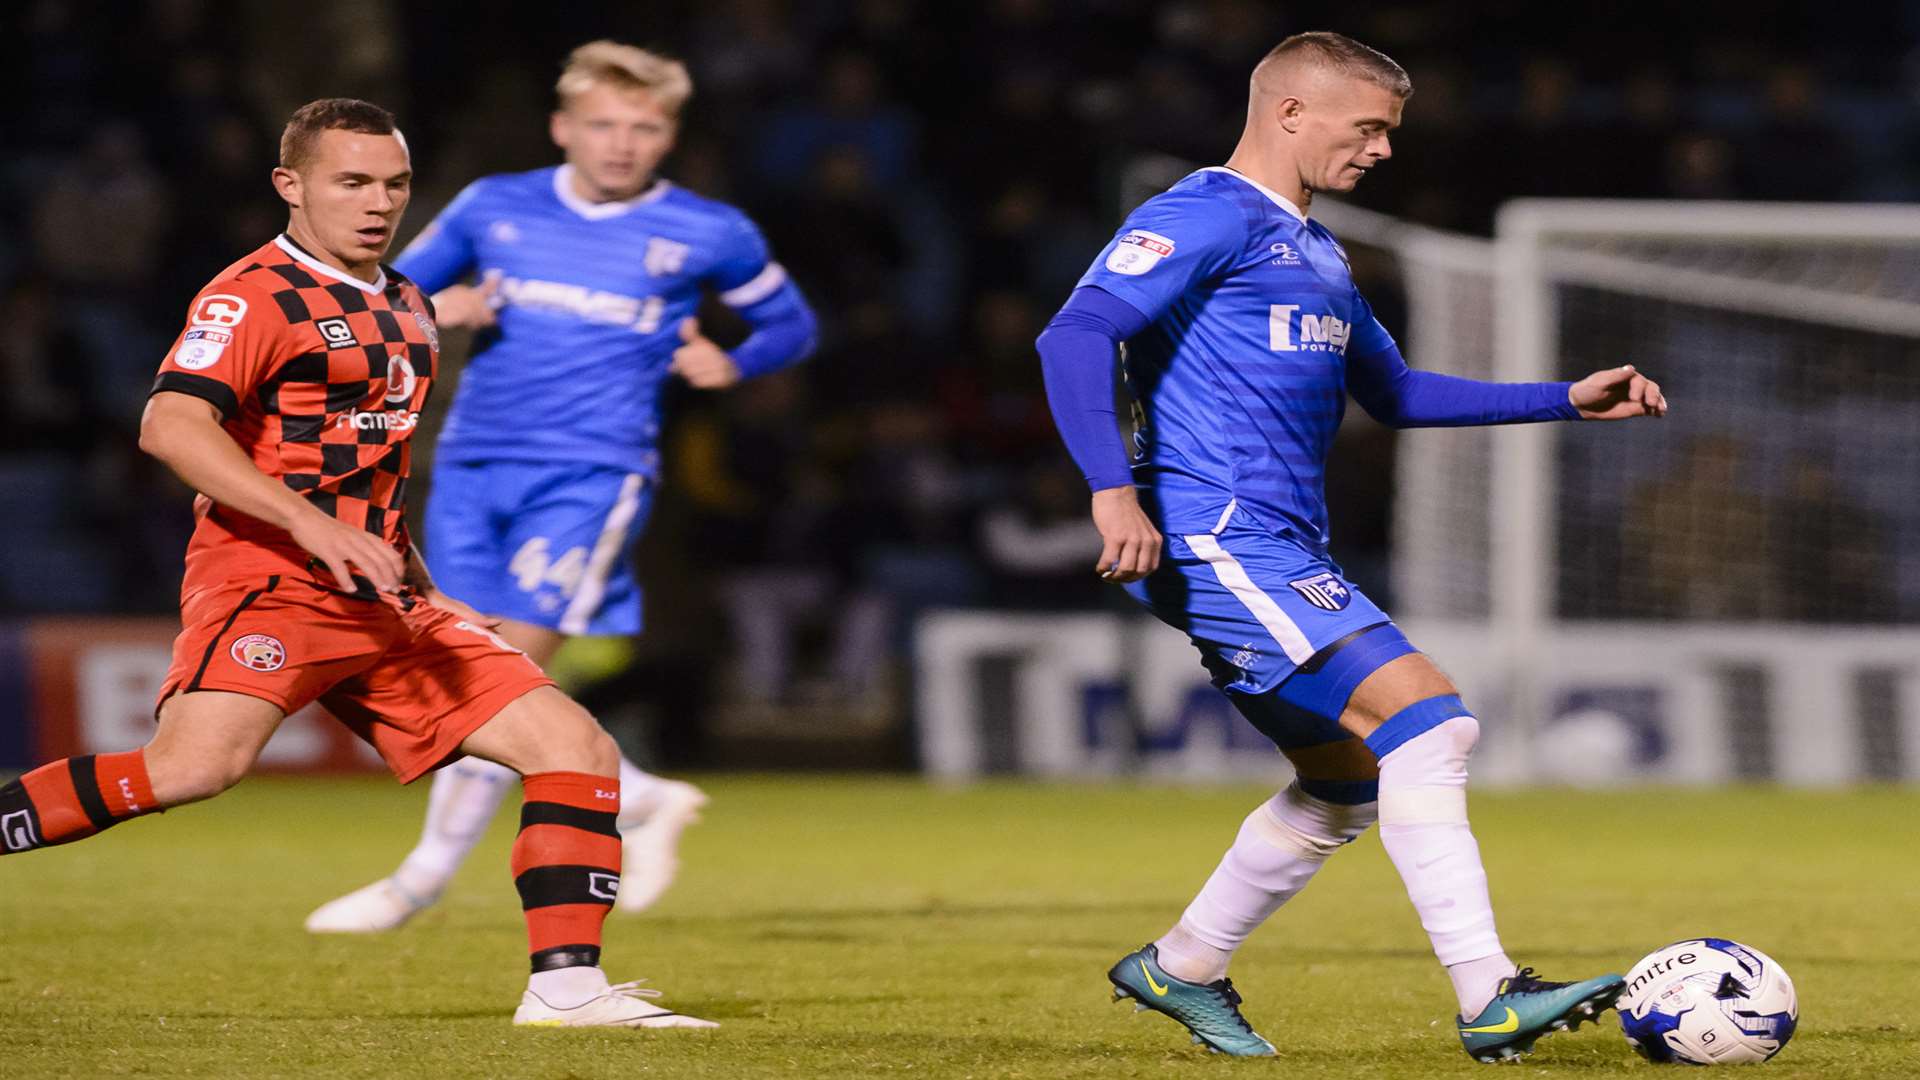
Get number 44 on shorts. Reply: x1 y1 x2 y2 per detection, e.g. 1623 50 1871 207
509 537 589 596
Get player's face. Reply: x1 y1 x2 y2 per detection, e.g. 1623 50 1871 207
552 84 678 201
1298 78 1402 194
274 130 413 270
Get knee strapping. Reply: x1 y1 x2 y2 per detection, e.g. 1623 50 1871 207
1377 712 1479 826
1245 782 1378 859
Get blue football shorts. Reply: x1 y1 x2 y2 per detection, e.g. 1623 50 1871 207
424 460 655 636
1128 515 1416 749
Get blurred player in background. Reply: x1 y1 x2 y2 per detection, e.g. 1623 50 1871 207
0 98 713 1029
1036 33 1667 1061
305 42 816 934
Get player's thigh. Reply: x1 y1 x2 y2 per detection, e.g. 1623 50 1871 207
459 685 617 777
495 617 566 667
152 577 386 802
147 690 286 804
495 465 651 635
1134 527 1393 703
322 605 558 783
1338 652 1460 741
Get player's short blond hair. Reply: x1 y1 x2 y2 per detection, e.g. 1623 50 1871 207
1256 32 1412 99
557 41 692 115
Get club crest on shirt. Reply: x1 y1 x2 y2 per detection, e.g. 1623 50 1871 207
1106 229 1175 275
1288 572 1351 612
230 633 287 672
644 237 692 277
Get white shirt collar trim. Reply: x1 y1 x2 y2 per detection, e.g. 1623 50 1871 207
273 235 385 293
1199 166 1308 222
553 165 671 220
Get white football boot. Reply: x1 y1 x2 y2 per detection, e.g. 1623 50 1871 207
304 877 428 933
514 980 719 1029
615 780 709 913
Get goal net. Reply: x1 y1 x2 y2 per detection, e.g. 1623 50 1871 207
1399 201 1920 785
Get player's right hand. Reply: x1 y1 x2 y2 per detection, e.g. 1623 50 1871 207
1091 485 1162 584
289 510 406 593
431 278 499 330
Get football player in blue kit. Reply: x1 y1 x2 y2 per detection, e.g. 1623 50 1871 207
307 41 816 934
1036 33 1667 1061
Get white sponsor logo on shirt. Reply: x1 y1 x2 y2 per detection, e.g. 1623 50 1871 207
1105 229 1175 275
1268 305 1352 354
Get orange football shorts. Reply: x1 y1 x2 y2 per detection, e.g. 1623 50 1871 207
158 572 554 782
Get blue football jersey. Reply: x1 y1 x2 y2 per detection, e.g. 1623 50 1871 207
395 165 793 474
1076 167 1396 548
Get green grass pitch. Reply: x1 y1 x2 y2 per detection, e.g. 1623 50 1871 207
3 776 1915 1078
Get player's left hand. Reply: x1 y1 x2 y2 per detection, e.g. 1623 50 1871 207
1570 364 1667 420
421 588 501 629
670 318 743 389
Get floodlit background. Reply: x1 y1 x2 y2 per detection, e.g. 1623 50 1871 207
3 0 1919 785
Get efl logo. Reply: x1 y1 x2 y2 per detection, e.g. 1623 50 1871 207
1 809 39 852
1106 229 1175 275
316 317 356 349
192 293 249 329
230 633 287 672
174 328 232 370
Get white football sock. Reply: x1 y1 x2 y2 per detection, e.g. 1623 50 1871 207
527 964 611 1009
1155 783 1377 984
392 756 517 902
1374 713 1514 1016
616 757 675 830
1450 953 1521 1019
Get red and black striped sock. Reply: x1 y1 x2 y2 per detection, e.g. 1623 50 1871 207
0 751 159 855
512 771 622 972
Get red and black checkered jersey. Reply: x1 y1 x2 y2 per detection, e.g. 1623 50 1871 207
153 234 440 591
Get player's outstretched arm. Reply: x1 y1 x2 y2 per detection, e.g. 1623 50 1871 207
430 276 499 330
138 393 405 592
1568 364 1667 420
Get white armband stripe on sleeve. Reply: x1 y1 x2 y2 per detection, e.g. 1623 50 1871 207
719 262 789 307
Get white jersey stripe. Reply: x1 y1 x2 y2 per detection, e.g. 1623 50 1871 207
1210 498 1239 535
718 262 789 307
1184 531 1315 664
559 473 646 636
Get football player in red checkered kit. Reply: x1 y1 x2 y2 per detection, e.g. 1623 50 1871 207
0 98 714 1030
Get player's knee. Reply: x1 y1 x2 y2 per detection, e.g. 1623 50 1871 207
1245 781 1378 858
142 741 250 806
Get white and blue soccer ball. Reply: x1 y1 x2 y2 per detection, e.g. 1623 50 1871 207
1618 938 1798 1064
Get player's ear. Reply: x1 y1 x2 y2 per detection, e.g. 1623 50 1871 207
271 166 302 208
549 110 570 151
1277 96 1306 134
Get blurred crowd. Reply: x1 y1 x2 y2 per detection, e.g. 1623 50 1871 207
4 0 1919 703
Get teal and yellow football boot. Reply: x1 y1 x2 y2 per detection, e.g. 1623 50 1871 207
1457 966 1626 1063
1108 944 1277 1057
